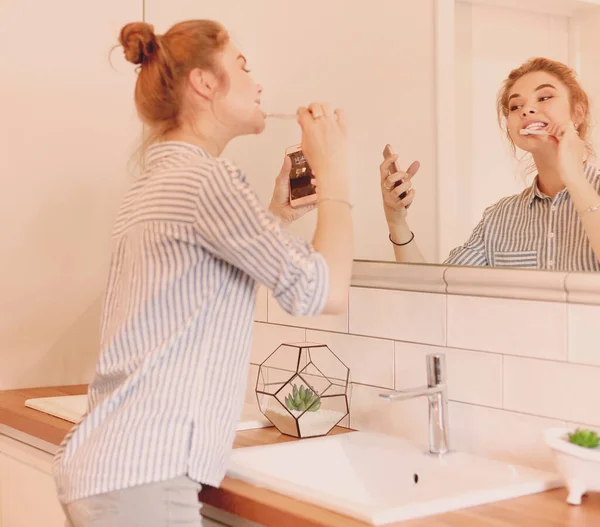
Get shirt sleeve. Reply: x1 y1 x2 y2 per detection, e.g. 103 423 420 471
443 216 489 267
191 158 329 317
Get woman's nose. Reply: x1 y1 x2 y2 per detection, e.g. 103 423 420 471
522 108 536 117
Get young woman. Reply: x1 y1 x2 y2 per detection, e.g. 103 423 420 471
53 20 353 526
381 57 600 271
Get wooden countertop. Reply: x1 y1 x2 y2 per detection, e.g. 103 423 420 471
1 385 599 526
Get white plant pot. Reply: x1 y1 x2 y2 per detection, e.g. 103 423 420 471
544 428 600 505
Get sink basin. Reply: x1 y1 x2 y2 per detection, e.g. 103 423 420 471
25 395 272 431
227 431 561 525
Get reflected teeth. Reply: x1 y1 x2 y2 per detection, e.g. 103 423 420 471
526 122 547 130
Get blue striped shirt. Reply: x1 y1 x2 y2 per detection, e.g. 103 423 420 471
445 163 600 271
52 141 329 503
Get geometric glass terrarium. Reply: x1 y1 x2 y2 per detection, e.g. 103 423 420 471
256 342 351 438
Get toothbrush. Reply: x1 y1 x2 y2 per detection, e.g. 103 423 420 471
265 113 297 120
520 129 549 136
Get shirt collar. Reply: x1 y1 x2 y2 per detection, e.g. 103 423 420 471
145 141 212 167
527 162 597 207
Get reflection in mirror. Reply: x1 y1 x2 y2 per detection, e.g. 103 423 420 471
383 57 600 272
379 3 600 272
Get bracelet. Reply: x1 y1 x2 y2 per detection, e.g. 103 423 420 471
317 198 353 209
389 231 414 246
579 202 600 217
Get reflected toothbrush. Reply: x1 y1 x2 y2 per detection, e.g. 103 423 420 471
520 129 549 136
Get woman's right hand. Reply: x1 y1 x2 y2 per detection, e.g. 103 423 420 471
380 154 420 225
297 103 352 315
296 102 348 185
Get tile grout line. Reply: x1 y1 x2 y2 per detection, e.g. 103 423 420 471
245 368 600 427
501 354 505 409
252 321 600 370
392 341 397 391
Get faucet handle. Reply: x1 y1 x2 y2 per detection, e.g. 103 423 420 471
426 354 446 386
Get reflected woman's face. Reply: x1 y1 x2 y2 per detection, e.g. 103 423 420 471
506 71 575 154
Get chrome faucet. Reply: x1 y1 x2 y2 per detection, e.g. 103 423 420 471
379 353 450 455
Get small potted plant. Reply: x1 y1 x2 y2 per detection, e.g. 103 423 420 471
544 427 600 505
256 342 350 438
284 383 321 414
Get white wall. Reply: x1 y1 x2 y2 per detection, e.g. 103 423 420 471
0 0 438 389
145 0 438 263
0 0 141 389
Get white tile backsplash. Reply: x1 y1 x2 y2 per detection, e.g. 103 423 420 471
568 303 600 367
504 356 600 426
250 323 305 365
449 403 565 472
255 286 268 323
395 343 503 408
267 292 348 333
447 295 566 360
348 384 430 448
349 288 446 346
306 331 394 389
248 279 600 471
245 364 260 407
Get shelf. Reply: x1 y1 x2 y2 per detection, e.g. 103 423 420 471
458 0 600 17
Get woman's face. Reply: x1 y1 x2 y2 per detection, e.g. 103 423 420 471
212 42 265 136
506 71 577 154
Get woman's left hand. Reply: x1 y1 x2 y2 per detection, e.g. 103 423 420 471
268 155 317 224
546 121 586 184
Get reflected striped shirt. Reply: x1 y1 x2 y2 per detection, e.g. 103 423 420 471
445 163 600 271
52 141 329 503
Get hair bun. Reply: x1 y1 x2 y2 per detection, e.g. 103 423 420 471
119 22 158 65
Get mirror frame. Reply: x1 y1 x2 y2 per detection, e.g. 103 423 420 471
352 260 600 305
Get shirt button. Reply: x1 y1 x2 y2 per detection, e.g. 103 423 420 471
551 206 557 212
549 232 555 239
549 260 555 267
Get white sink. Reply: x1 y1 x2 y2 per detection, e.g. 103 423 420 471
25 395 272 431
227 431 561 525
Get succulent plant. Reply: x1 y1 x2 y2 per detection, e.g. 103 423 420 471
568 428 600 449
284 383 321 413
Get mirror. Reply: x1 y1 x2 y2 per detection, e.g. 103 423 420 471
202 0 598 272
433 0 600 271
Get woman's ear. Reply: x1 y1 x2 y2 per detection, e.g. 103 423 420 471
573 102 586 130
188 68 219 100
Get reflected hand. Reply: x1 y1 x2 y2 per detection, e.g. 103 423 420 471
545 121 586 184
380 154 420 225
